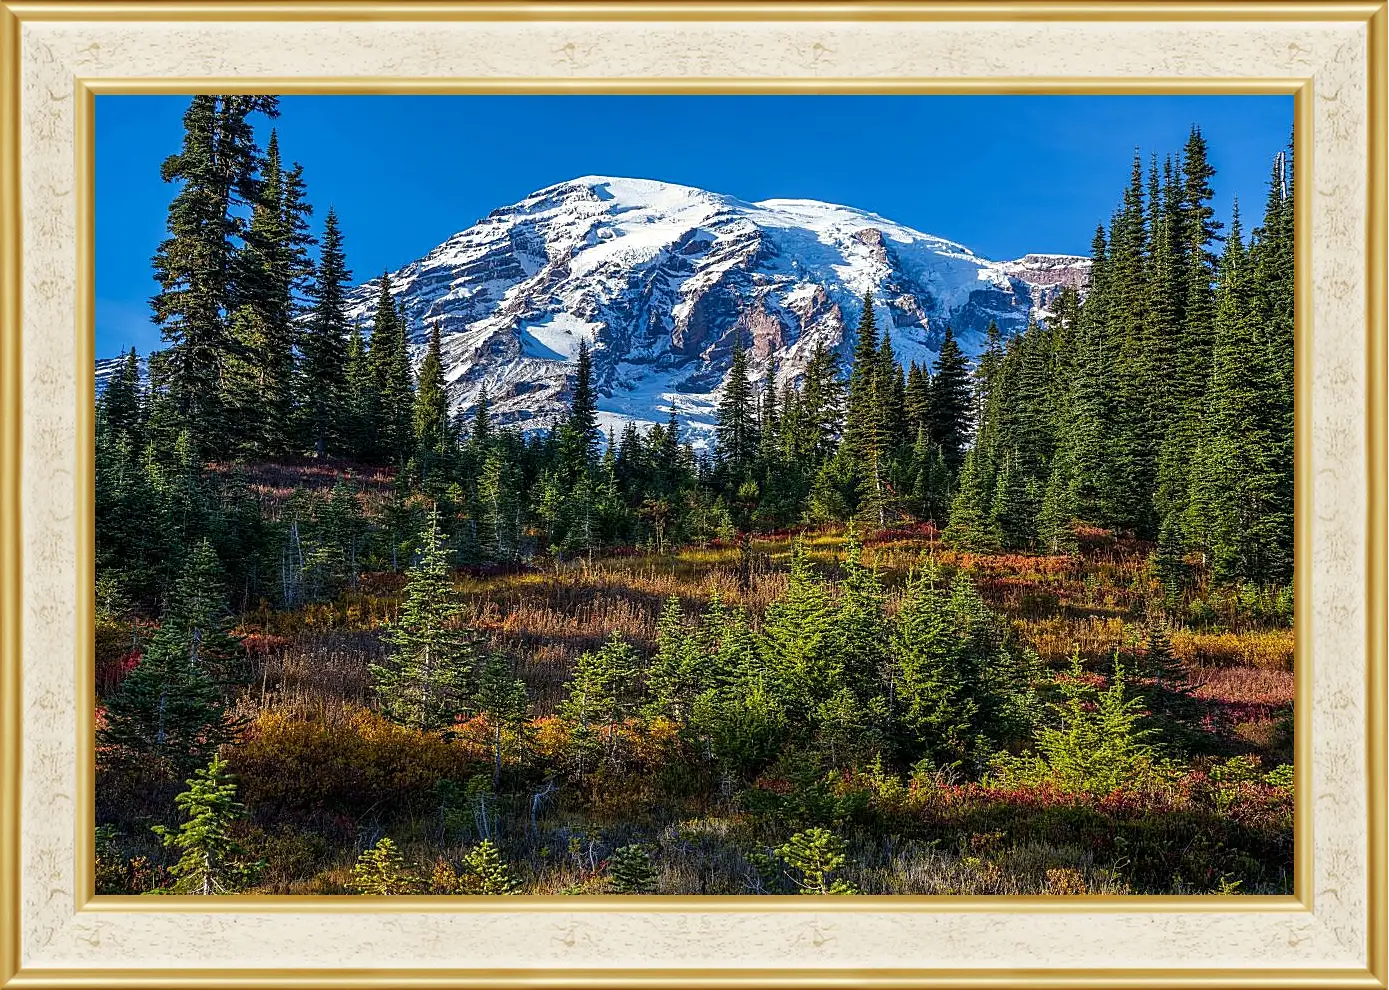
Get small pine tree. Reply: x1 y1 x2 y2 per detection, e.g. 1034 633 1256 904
758 542 844 717
151 756 262 895
472 653 530 787
99 540 240 776
460 839 520 895
1138 622 1183 693
1136 620 1198 737
775 827 857 895
558 631 643 729
995 652 1168 796
1149 513 1190 610
352 837 420 895
892 571 987 770
645 595 710 720
371 509 479 731
608 843 659 894
834 533 888 702
813 686 868 769
689 676 787 782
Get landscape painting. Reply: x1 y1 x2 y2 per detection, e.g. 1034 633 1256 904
94 94 1296 897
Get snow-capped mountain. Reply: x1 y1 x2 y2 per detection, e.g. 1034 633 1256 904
340 176 1088 439
98 177 1089 439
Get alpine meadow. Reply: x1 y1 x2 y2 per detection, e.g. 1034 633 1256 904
94 95 1295 897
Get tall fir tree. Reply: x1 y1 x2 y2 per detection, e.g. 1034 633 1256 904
972 320 1004 434
412 321 453 476
558 338 600 483
299 207 351 456
469 386 493 449
1255 141 1296 580
843 292 882 461
100 347 146 446
942 448 997 552
792 344 845 466
366 274 415 464
222 128 308 458
1067 225 1120 526
905 360 931 438
279 161 317 295
150 95 279 458
1185 203 1288 583
758 361 781 462
875 332 907 449
476 446 522 562
716 336 759 478
341 322 373 459
926 325 972 475
1037 444 1079 554
842 294 892 524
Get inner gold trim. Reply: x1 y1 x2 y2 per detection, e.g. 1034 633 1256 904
82 78 1307 95
72 74 1313 917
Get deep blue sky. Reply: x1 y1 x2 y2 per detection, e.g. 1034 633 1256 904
96 94 1293 357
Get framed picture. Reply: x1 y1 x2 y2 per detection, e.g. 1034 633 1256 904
0 1 1384 987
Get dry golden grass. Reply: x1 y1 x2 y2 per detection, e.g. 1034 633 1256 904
1172 629 1295 671
1013 615 1135 665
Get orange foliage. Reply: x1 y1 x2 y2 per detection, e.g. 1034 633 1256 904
229 706 487 816
529 715 685 771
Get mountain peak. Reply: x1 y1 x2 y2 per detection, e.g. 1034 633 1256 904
518 175 727 211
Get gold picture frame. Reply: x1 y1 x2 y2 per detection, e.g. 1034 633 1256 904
0 2 1383 986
